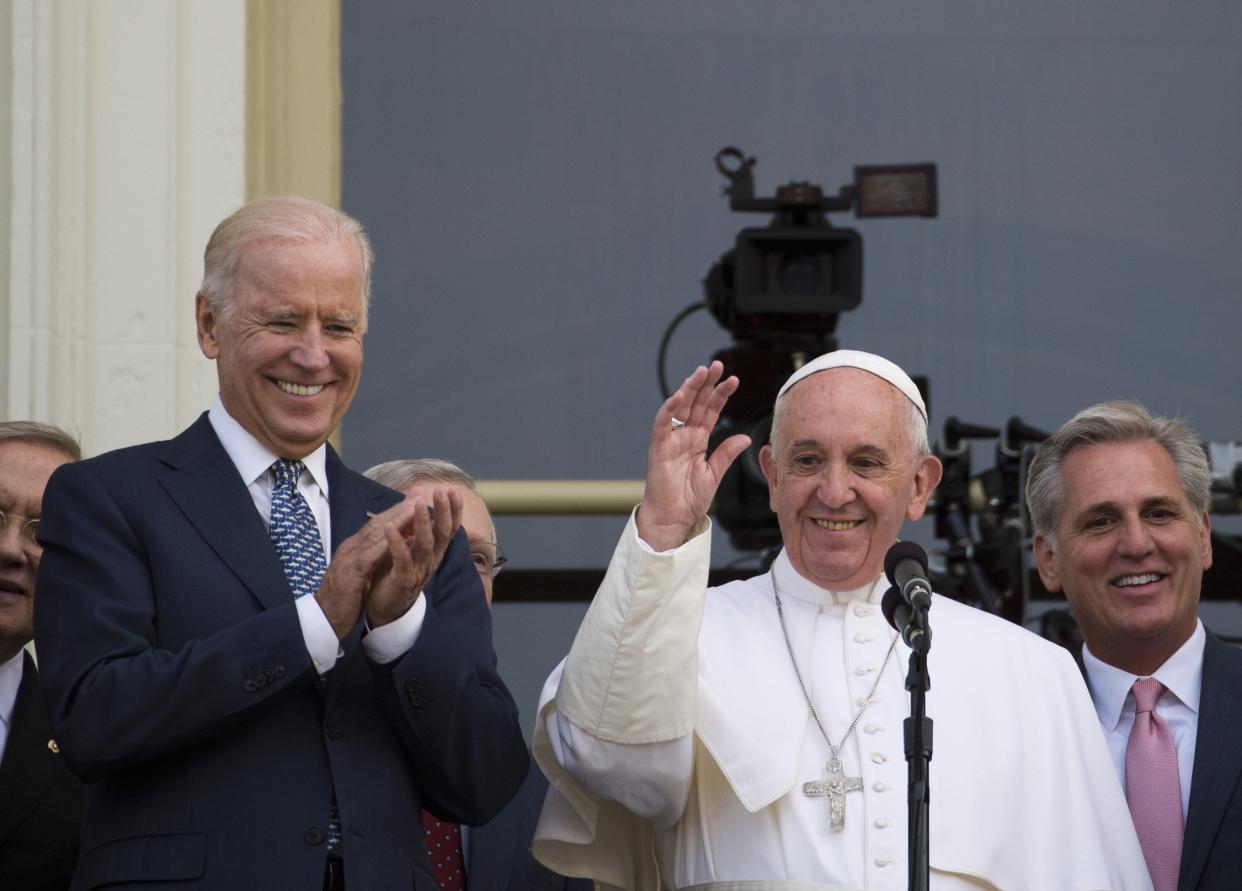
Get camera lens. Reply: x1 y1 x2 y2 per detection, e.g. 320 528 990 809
775 252 823 296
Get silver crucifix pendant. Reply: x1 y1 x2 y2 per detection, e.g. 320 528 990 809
802 756 863 831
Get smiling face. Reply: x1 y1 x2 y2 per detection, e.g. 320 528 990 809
197 235 365 459
0 441 72 662
760 367 941 591
1034 438 1210 675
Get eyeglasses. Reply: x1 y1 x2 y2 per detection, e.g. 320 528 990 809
0 508 41 548
469 541 508 578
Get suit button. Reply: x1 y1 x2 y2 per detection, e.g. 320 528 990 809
243 679 257 692
325 722 341 741
305 826 326 846
405 676 430 710
253 675 268 688
273 665 286 679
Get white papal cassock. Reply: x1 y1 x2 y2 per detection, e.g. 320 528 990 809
531 513 1153 891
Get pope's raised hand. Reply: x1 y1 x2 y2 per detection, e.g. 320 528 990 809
636 361 751 552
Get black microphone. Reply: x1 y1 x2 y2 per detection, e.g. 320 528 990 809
881 585 929 648
884 541 933 611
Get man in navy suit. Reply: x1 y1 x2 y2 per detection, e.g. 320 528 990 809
0 422 82 891
34 196 528 890
1029 401 1242 891
366 458 594 891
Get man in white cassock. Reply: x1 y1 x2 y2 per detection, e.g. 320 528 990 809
530 350 1154 891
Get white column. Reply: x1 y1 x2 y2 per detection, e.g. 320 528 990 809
3 0 245 455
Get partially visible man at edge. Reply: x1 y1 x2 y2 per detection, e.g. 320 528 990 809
34 196 527 890
1029 401 1242 891
0 422 82 891
530 350 1151 889
366 457 594 891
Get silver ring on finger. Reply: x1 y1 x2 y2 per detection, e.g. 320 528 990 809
670 417 687 430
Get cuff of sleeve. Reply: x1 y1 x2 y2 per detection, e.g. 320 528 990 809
557 508 710 743
634 509 711 555
296 595 343 675
362 594 427 664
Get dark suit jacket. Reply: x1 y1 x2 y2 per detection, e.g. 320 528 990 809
33 415 528 890
1179 631 1242 891
0 652 83 890
468 759 594 891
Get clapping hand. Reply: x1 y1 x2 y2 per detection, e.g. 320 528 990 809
314 488 463 639
635 361 751 551
365 486 463 629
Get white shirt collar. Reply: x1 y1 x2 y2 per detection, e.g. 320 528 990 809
769 548 886 607
208 395 329 494
0 650 24 732
1083 619 1205 732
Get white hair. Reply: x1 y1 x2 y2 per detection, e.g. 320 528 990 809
199 196 374 327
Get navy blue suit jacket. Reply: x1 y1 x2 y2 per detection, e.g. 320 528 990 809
468 760 593 891
0 653 82 890
33 415 528 890
1179 631 1242 891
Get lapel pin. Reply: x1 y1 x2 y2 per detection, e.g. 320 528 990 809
47 739 60 754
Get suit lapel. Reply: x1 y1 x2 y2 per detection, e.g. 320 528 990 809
155 415 291 612
325 446 396 553
0 655 66 844
1179 632 1242 890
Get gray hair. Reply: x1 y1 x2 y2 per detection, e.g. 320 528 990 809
1025 400 1210 538
769 376 930 460
363 457 478 493
199 196 374 327
0 421 81 462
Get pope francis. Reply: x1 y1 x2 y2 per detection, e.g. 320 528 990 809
530 351 1153 891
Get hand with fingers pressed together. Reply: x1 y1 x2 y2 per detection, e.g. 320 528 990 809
365 485 463 629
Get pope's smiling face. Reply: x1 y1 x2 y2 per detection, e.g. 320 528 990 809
760 368 941 591
196 235 366 459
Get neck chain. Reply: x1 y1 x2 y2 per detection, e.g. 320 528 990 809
772 574 898 831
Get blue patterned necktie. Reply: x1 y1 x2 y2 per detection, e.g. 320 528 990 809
268 459 327 600
268 458 340 849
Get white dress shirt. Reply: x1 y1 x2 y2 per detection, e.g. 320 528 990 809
208 397 425 673
0 650 24 765
1082 619 1204 819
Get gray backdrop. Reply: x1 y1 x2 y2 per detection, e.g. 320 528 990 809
340 2 1242 734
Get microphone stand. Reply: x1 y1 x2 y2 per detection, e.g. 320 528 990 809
904 604 932 891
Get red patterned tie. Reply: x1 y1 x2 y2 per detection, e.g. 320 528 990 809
1125 678 1183 891
421 809 467 890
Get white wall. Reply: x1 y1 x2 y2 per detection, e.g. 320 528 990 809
1 0 246 454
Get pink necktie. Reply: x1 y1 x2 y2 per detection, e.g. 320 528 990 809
1126 677 1183 891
